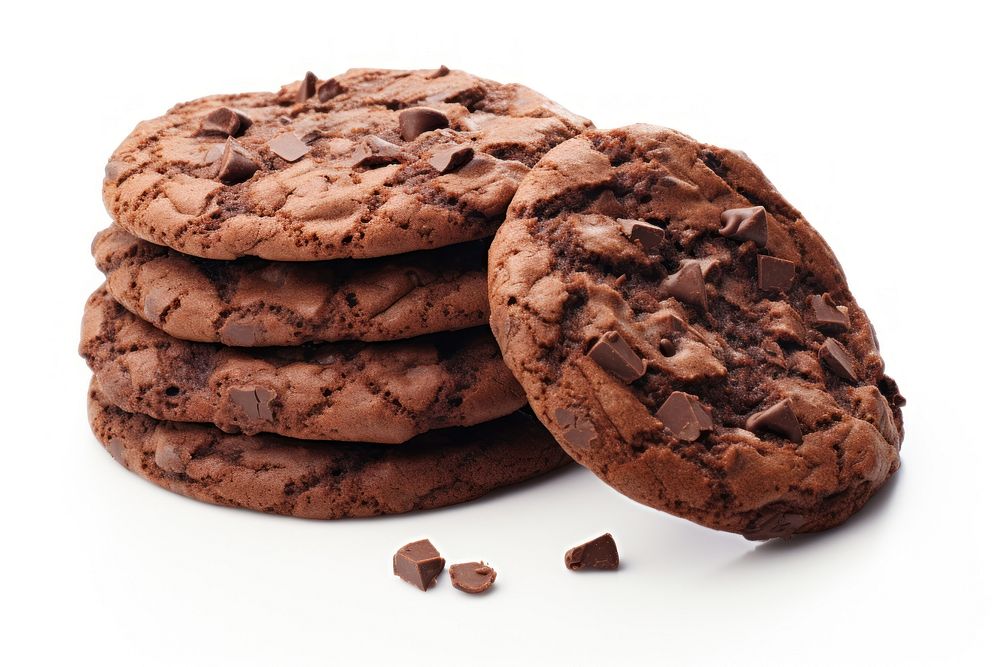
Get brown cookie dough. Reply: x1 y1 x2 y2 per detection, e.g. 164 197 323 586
489 125 904 539
81 287 526 443
93 226 488 346
103 67 591 261
87 379 570 519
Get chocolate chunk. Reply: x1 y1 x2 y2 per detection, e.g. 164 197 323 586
618 218 665 251
316 77 345 102
807 293 850 333
658 338 676 356
449 562 496 594
554 408 597 449
393 539 445 591
662 262 708 309
197 107 251 137
719 206 768 246
819 338 858 382
586 331 646 383
655 391 713 442
428 145 474 174
746 399 803 444
267 132 309 162
757 255 796 293
429 65 450 78
742 512 807 540
350 135 403 168
297 71 317 102
217 138 258 184
399 107 450 141
228 386 277 421
564 533 619 571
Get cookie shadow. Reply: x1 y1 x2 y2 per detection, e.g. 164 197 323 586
721 465 904 567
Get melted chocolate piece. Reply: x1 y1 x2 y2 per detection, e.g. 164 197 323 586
228 387 277 421
719 206 768 246
197 107 251 137
746 399 803 443
819 338 858 382
655 391 713 442
564 533 619 571
662 262 708 309
428 145 474 174
399 107 450 141
554 408 597 449
618 218 665 251
217 139 258 184
449 562 496 594
586 331 646 383
297 71 317 102
757 255 796 292
350 136 402 168
393 539 445 591
808 293 850 332
316 77 345 102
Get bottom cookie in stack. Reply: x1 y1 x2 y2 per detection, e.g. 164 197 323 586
87 378 570 518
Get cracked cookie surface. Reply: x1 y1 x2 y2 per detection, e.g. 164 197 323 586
94 226 488 345
87 379 570 519
488 124 904 539
103 67 591 261
81 287 526 443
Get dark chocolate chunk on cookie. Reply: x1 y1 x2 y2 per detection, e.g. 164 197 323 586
489 124 904 539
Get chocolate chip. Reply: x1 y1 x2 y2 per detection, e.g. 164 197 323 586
807 293 850 332
586 331 646 383
399 107 450 141
757 255 796 292
108 437 127 466
217 138 259 184
197 107 251 137
618 218 665 251
662 262 708 309
658 338 676 356
742 512 807 540
818 338 858 382
297 71 317 102
295 125 322 144
746 399 803 444
720 206 768 246
449 562 496 594
228 386 277 421
554 408 597 449
267 132 309 162
316 77 345 102
429 65 450 78
350 135 403 168
655 391 713 442
565 533 619 571
428 145 474 174
219 321 258 346
393 539 445 591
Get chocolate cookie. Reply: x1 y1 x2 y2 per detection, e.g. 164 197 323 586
82 287 525 443
103 67 591 261
93 226 488 346
489 125 904 539
87 379 570 518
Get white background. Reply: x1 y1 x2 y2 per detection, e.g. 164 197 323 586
2 1 997 665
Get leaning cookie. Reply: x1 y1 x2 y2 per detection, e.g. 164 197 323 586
103 67 591 261
88 379 570 518
81 287 526 443
93 227 488 346
489 124 904 539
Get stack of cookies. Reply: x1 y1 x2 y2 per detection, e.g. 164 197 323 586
81 67 591 518
84 67 905 540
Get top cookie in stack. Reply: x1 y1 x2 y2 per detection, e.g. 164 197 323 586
81 68 591 516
